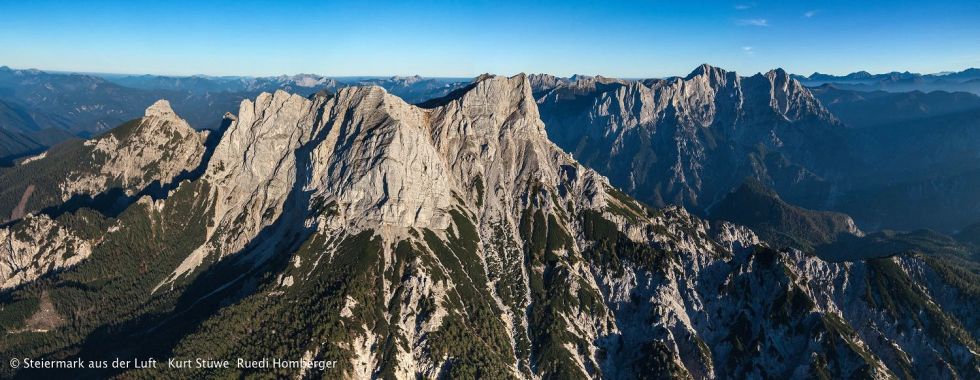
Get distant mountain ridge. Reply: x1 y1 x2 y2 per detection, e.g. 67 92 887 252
104 72 468 103
0 66 469 127
107 73 340 94
810 84 980 128
0 66 470 162
797 68 980 82
794 67 980 94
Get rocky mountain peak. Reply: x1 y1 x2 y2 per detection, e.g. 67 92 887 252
685 63 730 81
128 100 205 145
61 99 207 200
306 73 575 230
761 67 798 92
753 68 836 122
849 70 873 79
528 73 558 83
0 98 211 288
764 67 789 78
391 74 424 84
144 99 178 118
167 74 611 280
456 73 541 129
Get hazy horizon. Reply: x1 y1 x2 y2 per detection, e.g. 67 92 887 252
2 0 978 78
4 63 978 81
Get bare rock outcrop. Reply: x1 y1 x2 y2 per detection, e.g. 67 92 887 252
0 214 92 289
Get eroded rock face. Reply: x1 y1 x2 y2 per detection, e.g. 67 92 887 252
0 214 92 289
148 78 621 378
179 91 316 268
306 86 452 230
169 75 612 279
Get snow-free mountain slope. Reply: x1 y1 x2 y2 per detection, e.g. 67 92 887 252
537 64 845 214
536 64 980 234
0 100 208 289
711 179 862 251
0 100 207 222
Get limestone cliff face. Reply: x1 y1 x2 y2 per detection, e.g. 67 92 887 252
168 90 316 276
156 74 773 377
167 75 613 279
0 214 92 289
537 64 844 213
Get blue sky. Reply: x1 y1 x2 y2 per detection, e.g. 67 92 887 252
1 0 978 78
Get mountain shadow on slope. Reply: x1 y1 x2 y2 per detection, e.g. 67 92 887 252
56 122 325 379
815 227 970 260
0 106 227 225
955 222 980 248
810 84 980 128
710 178 861 252
0 129 45 167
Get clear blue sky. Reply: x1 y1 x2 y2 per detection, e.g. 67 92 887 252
1 0 978 78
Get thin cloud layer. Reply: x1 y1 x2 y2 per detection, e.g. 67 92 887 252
736 18 769 27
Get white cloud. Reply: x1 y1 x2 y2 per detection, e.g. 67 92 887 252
735 3 754 10
803 10 818 18
736 18 769 27
742 46 755 55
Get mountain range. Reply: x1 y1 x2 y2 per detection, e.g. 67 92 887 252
535 65 846 216
794 68 980 94
0 66 978 379
0 66 466 162
532 65 980 234
810 84 980 128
